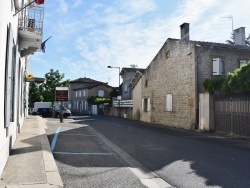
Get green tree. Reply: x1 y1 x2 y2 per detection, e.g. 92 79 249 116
109 88 118 105
225 32 234 45
29 82 43 103
87 96 110 105
224 62 250 93
42 69 70 102
109 88 118 98
246 33 250 46
130 64 138 68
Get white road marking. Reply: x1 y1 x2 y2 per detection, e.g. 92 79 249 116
51 127 61 152
87 126 173 188
53 151 114 155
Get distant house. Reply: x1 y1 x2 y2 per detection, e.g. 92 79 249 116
130 23 250 130
69 77 114 114
120 68 145 100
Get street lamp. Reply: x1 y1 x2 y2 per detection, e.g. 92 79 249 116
107 66 120 90
107 65 121 117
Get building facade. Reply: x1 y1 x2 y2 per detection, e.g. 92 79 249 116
132 23 250 130
69 78 114 114
0 0 44 176
120 68 145 100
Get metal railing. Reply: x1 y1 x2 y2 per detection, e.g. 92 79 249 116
18 4 44 35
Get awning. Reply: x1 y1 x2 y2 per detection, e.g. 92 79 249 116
25 77 45 83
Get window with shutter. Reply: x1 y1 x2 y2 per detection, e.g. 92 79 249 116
166 94 173 111
212 58 223 75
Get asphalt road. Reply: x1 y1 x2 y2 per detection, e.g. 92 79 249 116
45 117 147 188
46 115 250 188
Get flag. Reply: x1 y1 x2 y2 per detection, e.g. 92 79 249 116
41 36 52 53
35 0 45 5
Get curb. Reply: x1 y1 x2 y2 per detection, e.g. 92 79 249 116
37 117 63 187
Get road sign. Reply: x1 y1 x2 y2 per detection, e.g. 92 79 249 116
55 87 68 101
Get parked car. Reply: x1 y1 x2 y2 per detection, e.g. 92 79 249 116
36 108 52 117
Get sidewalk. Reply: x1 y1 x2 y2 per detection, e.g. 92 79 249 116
0 116 63 188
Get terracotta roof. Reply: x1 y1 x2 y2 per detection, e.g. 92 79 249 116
70 77 104 84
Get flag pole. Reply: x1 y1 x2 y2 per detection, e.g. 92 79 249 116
13 0 35 16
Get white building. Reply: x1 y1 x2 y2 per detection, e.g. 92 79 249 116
0 0 44 176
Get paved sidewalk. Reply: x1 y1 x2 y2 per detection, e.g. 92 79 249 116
0 116 63 188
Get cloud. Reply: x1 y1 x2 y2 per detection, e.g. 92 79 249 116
53 19 81 40
60 57 90 76
56 0 68 13
31 0 250 87
30 56 50 67
72 0 83 8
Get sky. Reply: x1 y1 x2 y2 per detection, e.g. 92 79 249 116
29 0 250 87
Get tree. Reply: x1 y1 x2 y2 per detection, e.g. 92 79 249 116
225 33 234 45
29 82 43 104
42 69 70 102
130 64 138 68
246 33 250 46
87 96 110 105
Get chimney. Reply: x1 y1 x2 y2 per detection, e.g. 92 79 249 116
180 23 190 41
233 27 246 45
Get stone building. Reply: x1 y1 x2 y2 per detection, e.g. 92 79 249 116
131 23 250 130
68 78 114 114
120 68 145 100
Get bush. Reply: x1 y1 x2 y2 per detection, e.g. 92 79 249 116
203 61 250 94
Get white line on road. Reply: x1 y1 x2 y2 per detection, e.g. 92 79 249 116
60 134 94 136
51 127 61 152
53 151 114 155
87 126 173 188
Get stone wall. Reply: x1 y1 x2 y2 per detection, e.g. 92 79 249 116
132 78 142 121
141 39 196 129
197 48 250 92
104 106 133 119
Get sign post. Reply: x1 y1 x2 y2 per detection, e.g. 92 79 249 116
55 87 69 123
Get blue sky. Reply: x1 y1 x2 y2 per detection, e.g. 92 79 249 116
29 0 250 87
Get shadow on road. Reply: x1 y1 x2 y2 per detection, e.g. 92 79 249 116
41 115 250 188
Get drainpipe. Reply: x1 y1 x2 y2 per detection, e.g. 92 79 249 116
195 44 204 129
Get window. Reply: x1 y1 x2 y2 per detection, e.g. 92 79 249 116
10 45 17 122
124 84 128 93
82 101 85 110
165 50 170 59
166 94 173 111
212 58 223 75
141 98 150 112
79 91 82 97
75 91 78 97
239 60 247 67
98 90 104 97
4 23 15 127
83 90 86 97
82 101 87 110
